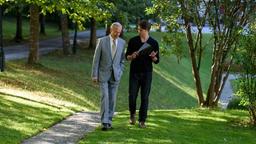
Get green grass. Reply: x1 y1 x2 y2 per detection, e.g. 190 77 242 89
0 93 70 144
80 109 255 144
0 50 100 112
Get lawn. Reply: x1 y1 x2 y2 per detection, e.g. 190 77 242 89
80 109 255 144
0 93 70 144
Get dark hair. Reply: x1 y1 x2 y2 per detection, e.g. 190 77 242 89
138 20 151 31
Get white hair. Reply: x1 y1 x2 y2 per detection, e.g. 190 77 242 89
110 22 122 29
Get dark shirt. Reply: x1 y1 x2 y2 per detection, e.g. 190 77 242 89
126 36 160 73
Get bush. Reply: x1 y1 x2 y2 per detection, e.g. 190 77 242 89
235 30 256 126
227 97 247 110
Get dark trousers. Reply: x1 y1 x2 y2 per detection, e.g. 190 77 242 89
129 72 152 122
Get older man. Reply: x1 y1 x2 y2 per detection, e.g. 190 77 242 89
91 22 126 131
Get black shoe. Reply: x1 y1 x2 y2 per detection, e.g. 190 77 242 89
129 114 136 125
108 124 113 129
101 123 109 131
138 121 146 128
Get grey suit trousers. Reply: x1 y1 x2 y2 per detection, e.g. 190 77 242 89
99 72 119 124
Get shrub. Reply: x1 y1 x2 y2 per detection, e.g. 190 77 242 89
227 97 247 110
235 30 256 126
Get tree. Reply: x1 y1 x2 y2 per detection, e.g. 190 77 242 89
53 0 113 50
1 0 113 61
107 0 150 30
148 0 256 107
72 22 78 54
0 5 4 71
3 1 27 43
79 0 113 49
39 13 46 35
60 13 70 55
28 4 39 64
14 5 23 42
88 17 96 49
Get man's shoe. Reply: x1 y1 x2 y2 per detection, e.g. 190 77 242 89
129 115 136 125
138 121 146 128
108 124 113 129
101 123 109 131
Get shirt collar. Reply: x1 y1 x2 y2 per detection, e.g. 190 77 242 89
109 35 118 45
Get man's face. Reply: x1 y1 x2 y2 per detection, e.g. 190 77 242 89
137 26 148 37
110 26 122 39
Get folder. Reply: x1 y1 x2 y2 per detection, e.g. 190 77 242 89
137 43 154 56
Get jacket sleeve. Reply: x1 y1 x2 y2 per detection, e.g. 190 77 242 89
91 38 102 78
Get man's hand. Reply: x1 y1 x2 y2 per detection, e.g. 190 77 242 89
149 51 158 62
127 51 138 61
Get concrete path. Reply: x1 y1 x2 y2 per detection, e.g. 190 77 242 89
219 74 239 109
22 112 100 144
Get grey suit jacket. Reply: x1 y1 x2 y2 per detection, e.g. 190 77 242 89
91 35 126 82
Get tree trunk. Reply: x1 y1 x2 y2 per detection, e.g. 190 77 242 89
40 13 46 35
28 4 39 64
60 14 70 55
89 18 96 49
14 7 23 43
185 23 205 106
180 1 205 105
72 22 77 54
249 106 256 126
0 6 5 72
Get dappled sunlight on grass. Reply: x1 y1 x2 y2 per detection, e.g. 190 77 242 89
81 109 255 144
0 88 80 111
0 94 70 144
0 55 100 111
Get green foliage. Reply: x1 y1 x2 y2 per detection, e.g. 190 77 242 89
1 0 114 30
108 0 150 28
160 32 186 63
235 31 256 125
227 97 247 110
147 0 256 107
